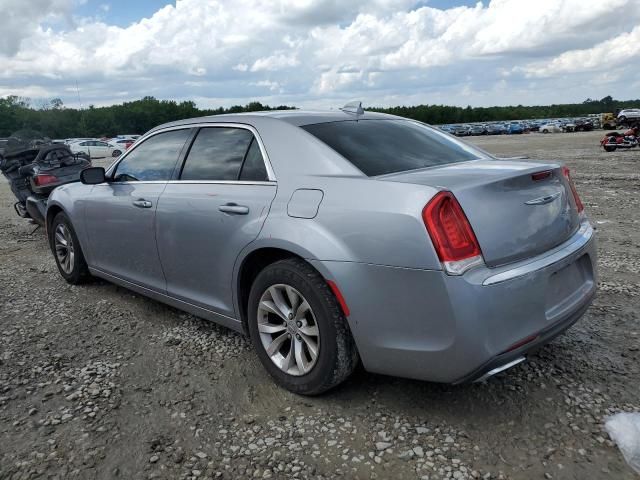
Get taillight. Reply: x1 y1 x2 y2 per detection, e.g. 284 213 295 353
33 174 58 186
561 167 584 214
422 191 484 275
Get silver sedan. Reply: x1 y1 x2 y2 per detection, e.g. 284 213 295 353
45 106 597 394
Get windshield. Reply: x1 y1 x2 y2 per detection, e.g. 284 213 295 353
301 119 489 176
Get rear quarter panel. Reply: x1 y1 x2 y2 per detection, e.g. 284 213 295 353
256 175 443 269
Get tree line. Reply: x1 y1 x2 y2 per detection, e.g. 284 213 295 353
0 95 637 139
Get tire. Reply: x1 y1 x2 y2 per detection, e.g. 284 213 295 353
247 258 358 395
604 145 616 152
542 129 549 134
49 212 91 284
112 149 122 157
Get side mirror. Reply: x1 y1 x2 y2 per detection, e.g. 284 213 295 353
80 167 106 185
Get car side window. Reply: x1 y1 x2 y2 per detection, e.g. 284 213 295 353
239 138 268 181
113 129 190 182
180 127 255 181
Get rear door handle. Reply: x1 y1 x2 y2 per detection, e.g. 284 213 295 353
218 203 249 215
132 199 153 208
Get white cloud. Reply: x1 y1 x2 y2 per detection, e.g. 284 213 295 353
0 0 75 56
520 25 640 77
250 53 299 72
0 0 639 108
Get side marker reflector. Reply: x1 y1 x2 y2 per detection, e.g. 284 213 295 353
327 280 350 317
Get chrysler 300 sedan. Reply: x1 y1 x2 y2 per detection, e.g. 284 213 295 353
46 105 597 395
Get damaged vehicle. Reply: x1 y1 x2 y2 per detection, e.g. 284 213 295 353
45 105 597 395
0 135 90 225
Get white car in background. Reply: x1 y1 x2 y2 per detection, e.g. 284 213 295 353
107 138 135 151
69 140 122 159
539 123 563 134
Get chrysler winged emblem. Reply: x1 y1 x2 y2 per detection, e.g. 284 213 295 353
525 192 561 205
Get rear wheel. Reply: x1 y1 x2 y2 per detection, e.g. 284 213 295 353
112 149 122 157
604 145 616 152
50 212 90 284
247 258 358 395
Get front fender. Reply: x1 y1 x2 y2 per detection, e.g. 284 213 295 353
46 184 92 262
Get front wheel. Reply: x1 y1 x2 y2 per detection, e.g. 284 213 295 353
49 212 91 284
604 145 616 152
112 149 122 157
247 258 358 395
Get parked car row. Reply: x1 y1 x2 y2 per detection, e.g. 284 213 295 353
49 135 140 159
439 117 600 136
440 122 530 136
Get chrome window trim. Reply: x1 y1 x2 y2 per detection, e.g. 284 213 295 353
106 122 276 182
96 180 276 186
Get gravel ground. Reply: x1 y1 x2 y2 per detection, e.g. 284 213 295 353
1 130 639 480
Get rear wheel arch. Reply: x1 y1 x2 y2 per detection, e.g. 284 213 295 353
236 246 345 328
236 247 306 331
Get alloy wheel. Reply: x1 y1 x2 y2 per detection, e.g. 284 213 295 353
257 284 320 376
54 223 75 274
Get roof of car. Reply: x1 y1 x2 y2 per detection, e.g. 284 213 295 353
149 109 401 133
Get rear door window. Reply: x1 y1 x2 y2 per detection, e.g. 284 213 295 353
180 127 263 181
302 120 488 176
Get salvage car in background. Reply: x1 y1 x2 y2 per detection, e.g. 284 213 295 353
0 140 90 224
507 122 524 134
69 140 122 159
45 106 597 395
617 109 640 126
540 123 563 134
107 138 135 151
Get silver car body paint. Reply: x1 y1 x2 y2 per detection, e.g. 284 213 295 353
46 110 597 383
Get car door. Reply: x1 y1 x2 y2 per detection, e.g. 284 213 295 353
155 125 277 317
94 141 111 158
87 141 100 158
76 141 91 157
83 128 193 291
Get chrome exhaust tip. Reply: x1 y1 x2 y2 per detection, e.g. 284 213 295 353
474 357 526 383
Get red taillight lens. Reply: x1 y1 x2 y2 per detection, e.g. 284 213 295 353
33 174 58 186
562 167 584 213
422 191 482 267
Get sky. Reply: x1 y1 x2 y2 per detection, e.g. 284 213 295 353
0 0 639 110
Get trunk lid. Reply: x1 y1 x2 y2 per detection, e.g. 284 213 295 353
382 159 581 267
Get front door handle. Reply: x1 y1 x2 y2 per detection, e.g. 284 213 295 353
132 199 153 208
218 203 249 215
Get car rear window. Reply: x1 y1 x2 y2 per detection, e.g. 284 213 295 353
301 119 487 176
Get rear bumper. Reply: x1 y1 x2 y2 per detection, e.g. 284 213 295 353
452 291 593 384
311 220 597 383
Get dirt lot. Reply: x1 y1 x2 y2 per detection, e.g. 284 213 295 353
1 130 639 480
